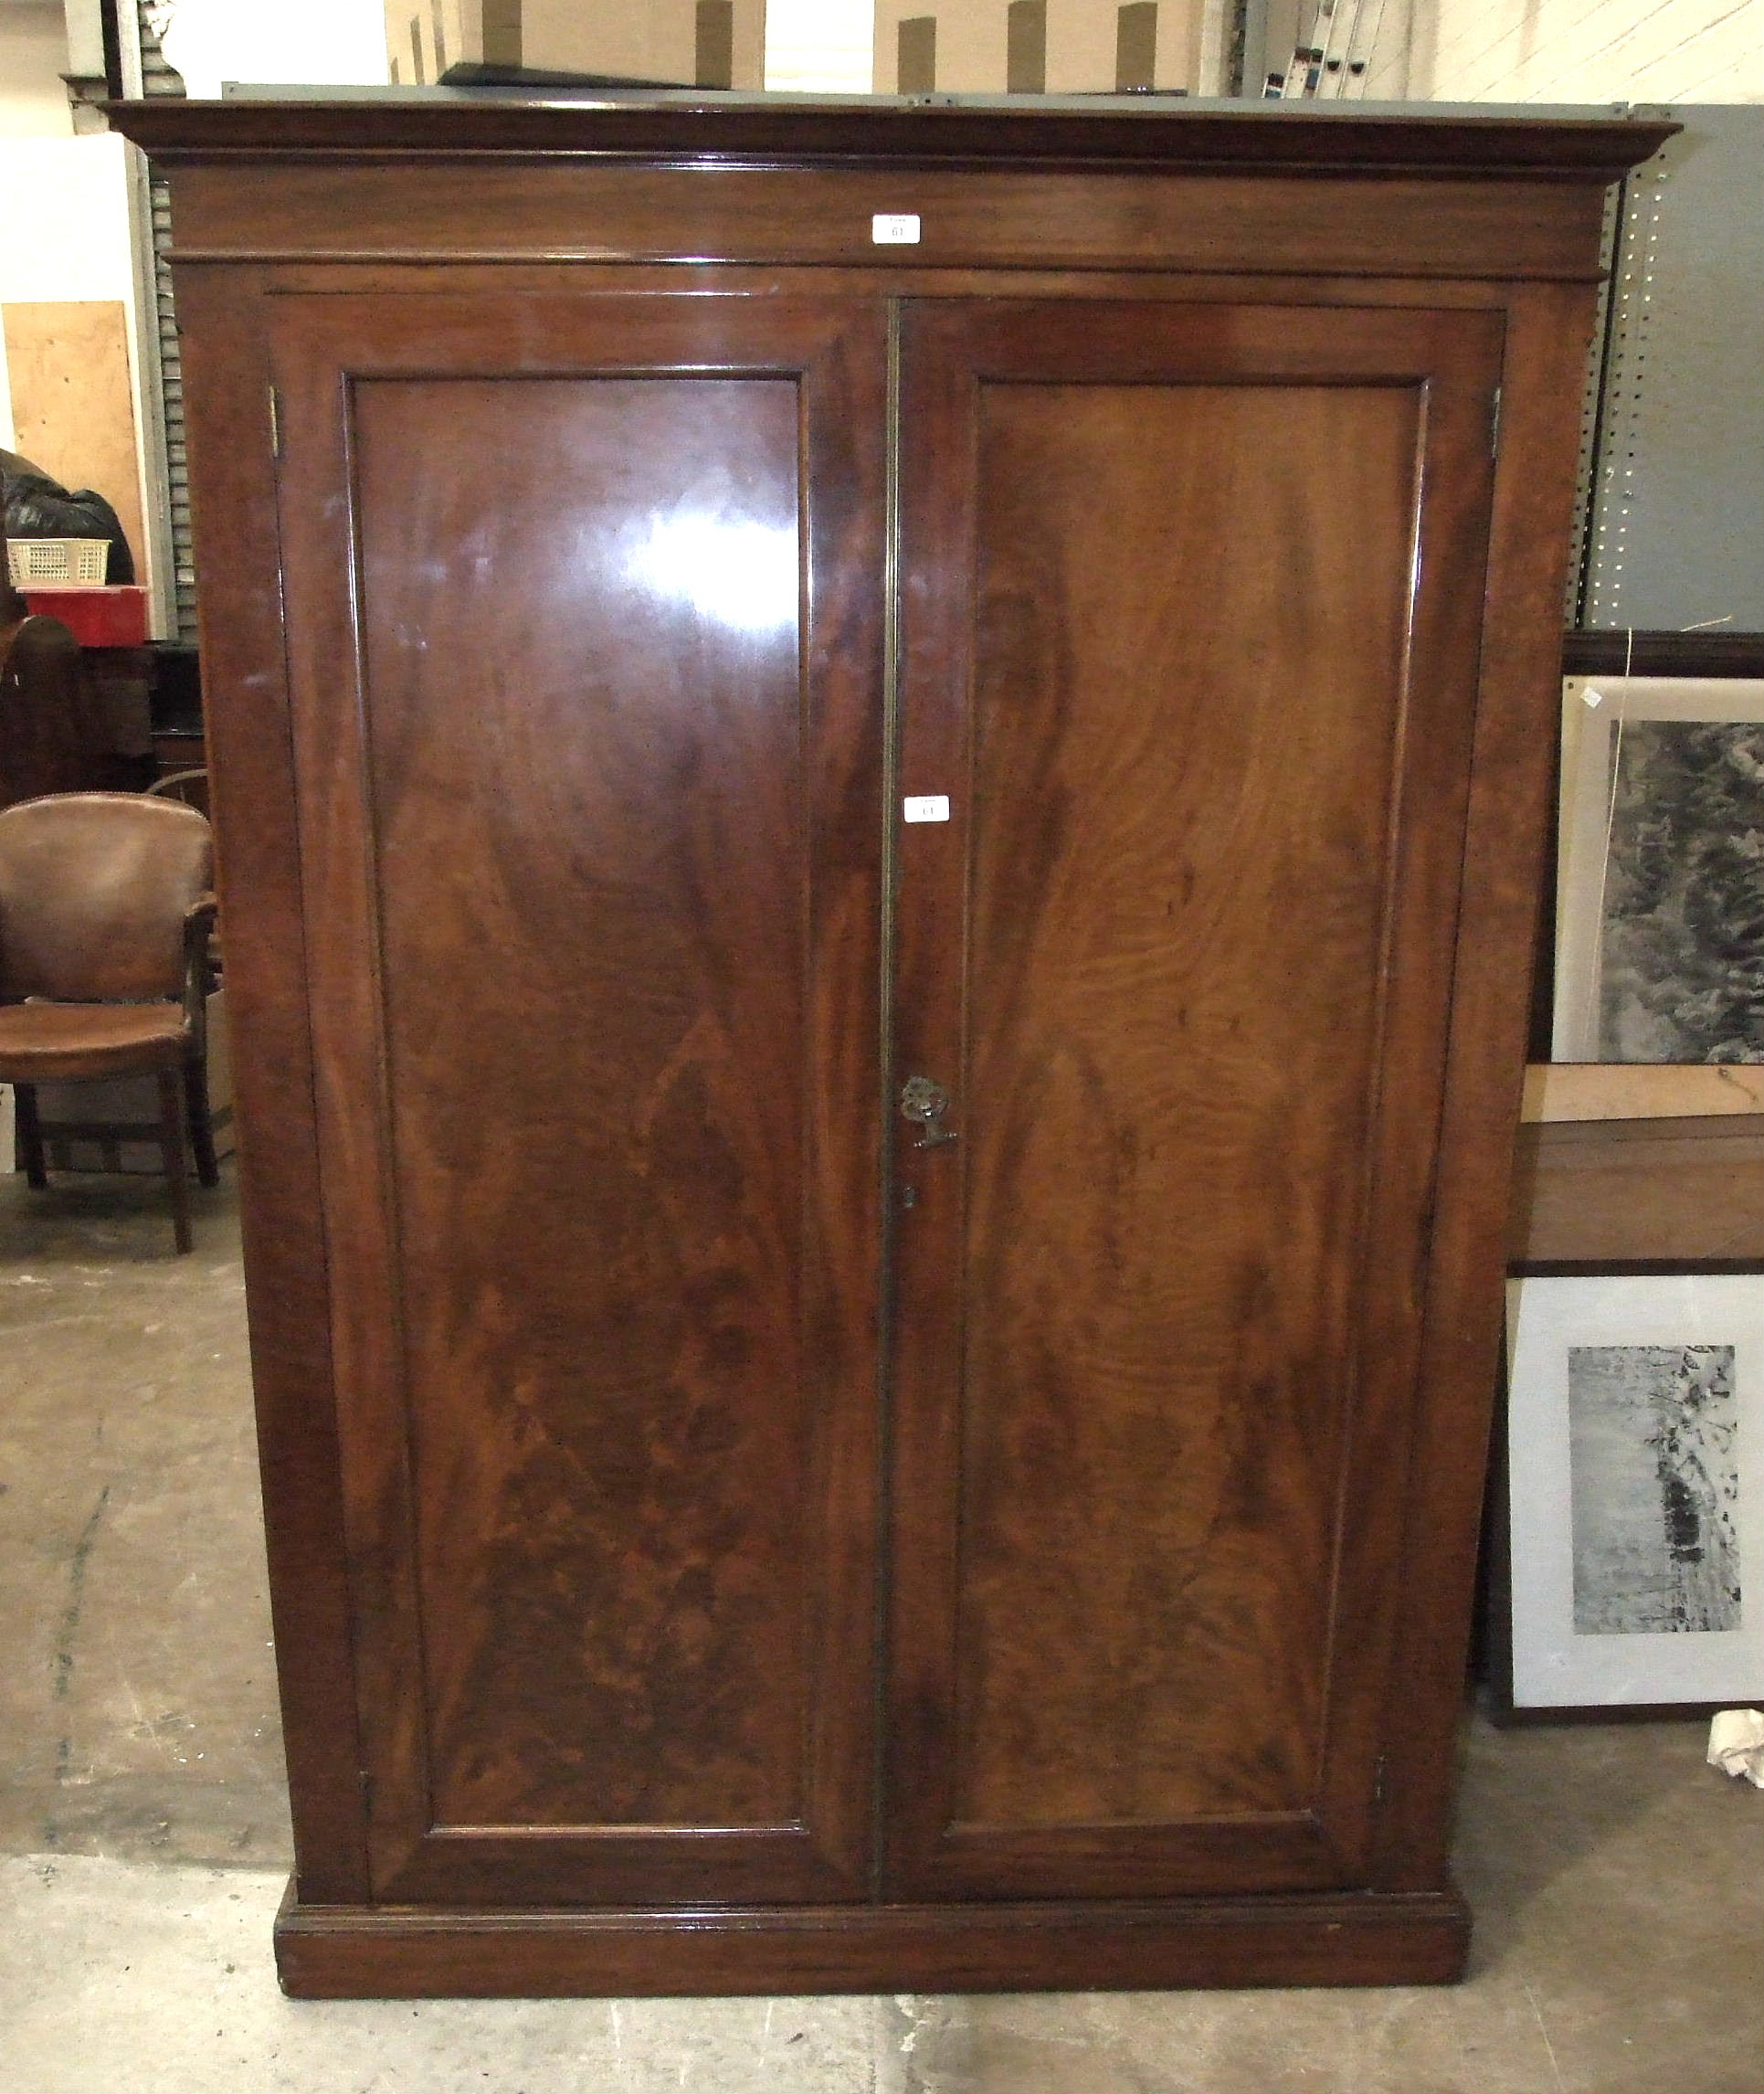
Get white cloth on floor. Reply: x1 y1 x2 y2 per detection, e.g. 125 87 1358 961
1706 1708 1764 1787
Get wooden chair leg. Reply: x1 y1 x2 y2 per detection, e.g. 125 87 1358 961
155 1066 193 1254
185 1046 220 1189
13 1083 48 1189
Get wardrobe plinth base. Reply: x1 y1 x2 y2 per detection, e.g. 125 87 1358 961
274 1881 1471 1998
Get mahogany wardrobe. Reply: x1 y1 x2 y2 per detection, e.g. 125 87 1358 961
110 96 1668 1996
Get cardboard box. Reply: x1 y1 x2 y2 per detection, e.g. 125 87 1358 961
386 0 765 90
873 0 1209 93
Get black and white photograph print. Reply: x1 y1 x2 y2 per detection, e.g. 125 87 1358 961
1598 721 1764 1062
1506 1274 1764 1711
1553 678 1764 1064
1569 1342 1740 1636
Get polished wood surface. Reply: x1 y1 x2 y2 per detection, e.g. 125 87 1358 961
889 299 1499 1899
1368 277 1604 1892
0 612 107 806
1510 1116 1764 1266
106 94 1672 178
273 1885 1470 1997
158 164 1610 285
124 102 1665 1993
171 264 375 1904
269 293 886 1905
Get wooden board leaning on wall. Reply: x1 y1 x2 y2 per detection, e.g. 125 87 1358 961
1513 1065 1764 1267
2 301 144 580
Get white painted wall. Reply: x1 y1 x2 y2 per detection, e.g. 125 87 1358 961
0 137 139 304
0 1 75 135
765 0 872 90
154 0 874 97
1361 0 1763 102
156 0 390 94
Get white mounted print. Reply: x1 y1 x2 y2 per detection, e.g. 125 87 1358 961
1506 1273 1764 1709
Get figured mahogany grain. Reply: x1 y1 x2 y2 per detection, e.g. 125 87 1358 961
963 378 1413 1820
362 372 814 1825
888 300 1502 1900
269 295 886 1906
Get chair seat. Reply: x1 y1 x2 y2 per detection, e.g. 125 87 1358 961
0 1000 189 1082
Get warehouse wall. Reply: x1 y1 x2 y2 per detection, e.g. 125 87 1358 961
0 0 75 136
156 0 389 95
1361 0 1762 102
766 0 877 87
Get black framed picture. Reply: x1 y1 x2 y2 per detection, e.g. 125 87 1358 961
1502 1272 1763 1714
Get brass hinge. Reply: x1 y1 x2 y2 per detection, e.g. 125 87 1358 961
1489 386 1504 458
269 385 283 460
1373 1754 1388 1807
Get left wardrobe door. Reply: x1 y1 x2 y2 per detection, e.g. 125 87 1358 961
268 292 889 1909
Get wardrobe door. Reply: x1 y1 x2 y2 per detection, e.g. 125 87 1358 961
269 292 887 1907
887 297 1504 1899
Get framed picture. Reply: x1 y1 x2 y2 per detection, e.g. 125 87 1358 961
1502 1273 1764 1713
1552 675 1764 1063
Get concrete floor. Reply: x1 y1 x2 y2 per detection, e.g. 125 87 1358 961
1 1158 1759 2094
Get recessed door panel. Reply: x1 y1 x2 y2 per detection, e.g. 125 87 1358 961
887 300 1503 1898
271 295 887 1906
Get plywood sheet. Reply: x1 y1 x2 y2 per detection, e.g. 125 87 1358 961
1523 1063 1764 1122
2 301 143 587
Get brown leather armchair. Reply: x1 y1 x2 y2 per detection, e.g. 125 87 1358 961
0 793 219 1253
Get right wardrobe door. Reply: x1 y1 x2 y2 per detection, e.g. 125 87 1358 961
886 297 1505 1902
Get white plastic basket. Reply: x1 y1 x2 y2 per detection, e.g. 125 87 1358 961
5 537 111 587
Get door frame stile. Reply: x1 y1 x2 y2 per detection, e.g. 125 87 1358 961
335 360 441 1888
274 330 438 1898
175 265 376 1909
870 294 906 1898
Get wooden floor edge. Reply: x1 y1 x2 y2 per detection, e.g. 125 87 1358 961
272 1880 1472 1997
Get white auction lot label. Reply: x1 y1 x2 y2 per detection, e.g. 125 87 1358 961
871 213 923 244
903 796 950 823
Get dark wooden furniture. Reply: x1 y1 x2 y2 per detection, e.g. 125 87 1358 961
1 532 113 808
0 610 98 807
108 96 1669 1998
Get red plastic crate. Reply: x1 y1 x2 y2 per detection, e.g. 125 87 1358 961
22 586 150 648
